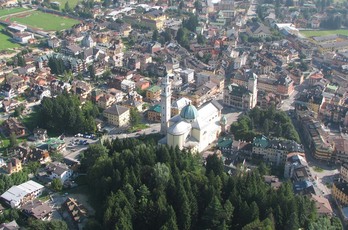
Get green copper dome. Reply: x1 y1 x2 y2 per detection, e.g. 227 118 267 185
180 103 198 120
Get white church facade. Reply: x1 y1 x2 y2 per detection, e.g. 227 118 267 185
159 75 224 153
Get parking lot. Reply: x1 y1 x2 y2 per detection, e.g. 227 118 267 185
62 134 99 161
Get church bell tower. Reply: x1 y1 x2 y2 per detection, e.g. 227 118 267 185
160 75 171 134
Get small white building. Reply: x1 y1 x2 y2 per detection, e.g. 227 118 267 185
13 32 34 44
46 162 73 183
121 79 135 93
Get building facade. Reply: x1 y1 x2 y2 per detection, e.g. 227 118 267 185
103 105 130 127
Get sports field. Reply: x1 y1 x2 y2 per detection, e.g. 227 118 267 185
300 30 348 37
0 25 20 51
9 11 79 31
0 7 29 18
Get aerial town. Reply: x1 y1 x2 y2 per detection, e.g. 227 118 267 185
0 0 347 229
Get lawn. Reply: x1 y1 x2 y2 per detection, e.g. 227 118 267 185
313 166 324 172
0 25 20 51
10 11 79 31
128 123 150 133
0 7 29 18
300 29 348 38
54 0 80 10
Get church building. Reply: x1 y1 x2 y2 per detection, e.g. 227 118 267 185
159 75 224 153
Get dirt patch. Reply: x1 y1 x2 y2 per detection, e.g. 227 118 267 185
13 12 31 18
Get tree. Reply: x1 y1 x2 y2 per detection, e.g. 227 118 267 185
64 1 71 12
16 54 26 67
81 137 318 230
51 178 63 191
89 65 96 81
197 34 205 44
9 132 18 148
183 14 198 32
50 150 64 162
152 29 159 41
206 153 224 176
202 195 226 229
129 108 141 127
153 162 170 188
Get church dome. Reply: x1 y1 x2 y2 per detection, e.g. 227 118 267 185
180 103 198 120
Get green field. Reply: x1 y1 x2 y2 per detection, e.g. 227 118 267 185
0 7 29 18
300 29 348 37
10 11 79 31
55 0 80 10
0 25 20 51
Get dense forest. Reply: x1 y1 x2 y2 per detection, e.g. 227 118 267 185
80 137 340 230
37 93 99 135
230 106 300 143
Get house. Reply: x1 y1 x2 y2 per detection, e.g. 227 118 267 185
108 88 124 102
22 199 52 220
1 180 44 208
71 80 92 104
2 83 13 98
64 197 88 226
332 182 348 205
146 85 161 101
253 136 304 166
171 97 191 116
33 128 48 141
61 44 82 56
6 158 22 174
46 162 73 183
263 175 282 190
121 79 135 93
340 163 348 183
0 220 20 230
147 104 161 122
310 194 333 216
2 118 26 137
47 37 61 49
284 153 311 181
103 105 130 127
97 94 116 109
26 148 51 164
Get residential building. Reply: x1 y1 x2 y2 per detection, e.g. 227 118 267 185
340 164 348 183
121 79 135 93
332 182 348 205
22 200 52 220
171 97 191 116
7 158 22 174
0 220 19 230
2 118 26 137
146 85 161 101
1 180 44 208
147 104 161 122
284 153 312 181
71 80 92 104
33 128 48 141
64 197 88 226
295 111 334 161
253 136 304 166
223 71 257 110
103 105 130 127
310 194 333 216
46 162 73 183
97 94 116 109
